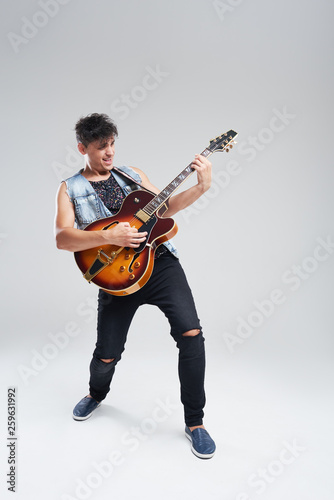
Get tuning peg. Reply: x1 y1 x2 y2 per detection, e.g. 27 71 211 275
229 144 233 149
225 148 230 152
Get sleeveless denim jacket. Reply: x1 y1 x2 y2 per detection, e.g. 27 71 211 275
64 166 178 257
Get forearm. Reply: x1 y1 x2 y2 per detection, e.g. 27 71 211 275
164 184 206 217
55 227 108 252
56 221 148 252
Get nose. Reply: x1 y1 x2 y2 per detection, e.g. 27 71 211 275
106 145 114 156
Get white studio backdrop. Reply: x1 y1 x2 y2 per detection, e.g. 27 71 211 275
0 1 334 499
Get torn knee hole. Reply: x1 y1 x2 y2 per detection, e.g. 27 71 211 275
100 358 115 363
182 329 200 337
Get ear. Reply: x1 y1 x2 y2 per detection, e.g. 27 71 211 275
77 142 86 155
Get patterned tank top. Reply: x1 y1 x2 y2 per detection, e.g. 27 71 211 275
89 173 124 215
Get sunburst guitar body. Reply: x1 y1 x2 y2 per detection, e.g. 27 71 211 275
74 190 177 296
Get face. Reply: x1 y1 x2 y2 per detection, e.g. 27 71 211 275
78 136 115 173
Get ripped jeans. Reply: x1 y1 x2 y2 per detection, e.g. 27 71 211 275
88 252 206 427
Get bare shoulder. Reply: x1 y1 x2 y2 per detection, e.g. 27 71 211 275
55 181 75 229
130 166 147 179
129 166 160 194
56 181 71 205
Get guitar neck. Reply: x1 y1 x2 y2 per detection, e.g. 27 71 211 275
143 147 213 217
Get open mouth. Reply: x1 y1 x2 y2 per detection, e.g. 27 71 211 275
103 158 113 164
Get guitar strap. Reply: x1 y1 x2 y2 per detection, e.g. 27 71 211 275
112 166 169 213
112 166 155 195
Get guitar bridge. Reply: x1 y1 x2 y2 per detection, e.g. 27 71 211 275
83 249 117 282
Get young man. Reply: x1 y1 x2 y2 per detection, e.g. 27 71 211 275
54 113 215 459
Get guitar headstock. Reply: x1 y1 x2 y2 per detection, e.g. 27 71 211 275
208 130 238 153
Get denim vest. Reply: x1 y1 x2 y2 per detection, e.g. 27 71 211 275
64 166 178 257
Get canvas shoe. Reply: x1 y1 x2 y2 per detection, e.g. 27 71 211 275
185 426 216 459
72 396 101 421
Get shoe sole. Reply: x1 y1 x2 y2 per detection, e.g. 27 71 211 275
72 403 101 421
185 430 216 459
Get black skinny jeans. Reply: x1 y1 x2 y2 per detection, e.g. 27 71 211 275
89 251 206 427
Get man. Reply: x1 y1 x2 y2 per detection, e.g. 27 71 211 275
54 113 215 459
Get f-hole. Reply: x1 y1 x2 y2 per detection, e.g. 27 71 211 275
129 253 140 273
103 221 119 230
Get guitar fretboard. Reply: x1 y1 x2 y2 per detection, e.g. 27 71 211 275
143 148 212 216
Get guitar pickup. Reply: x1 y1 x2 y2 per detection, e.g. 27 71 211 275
135 209 150 223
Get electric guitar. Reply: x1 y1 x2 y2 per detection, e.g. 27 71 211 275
74 130 237 295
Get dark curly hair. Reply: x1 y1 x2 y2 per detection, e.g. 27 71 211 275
75 113 118 147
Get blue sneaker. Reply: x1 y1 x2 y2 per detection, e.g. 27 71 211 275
185 426 216 459
72 396 101 421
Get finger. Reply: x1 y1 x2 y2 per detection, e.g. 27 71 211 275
192 161 207 172
130 232 147 245
132 237 147 247
131 230 148 238
192 156 208 168
130 226 148 233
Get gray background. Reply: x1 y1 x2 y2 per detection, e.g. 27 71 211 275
1 0 333 499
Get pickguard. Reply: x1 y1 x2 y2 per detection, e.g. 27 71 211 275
135 214 157 253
